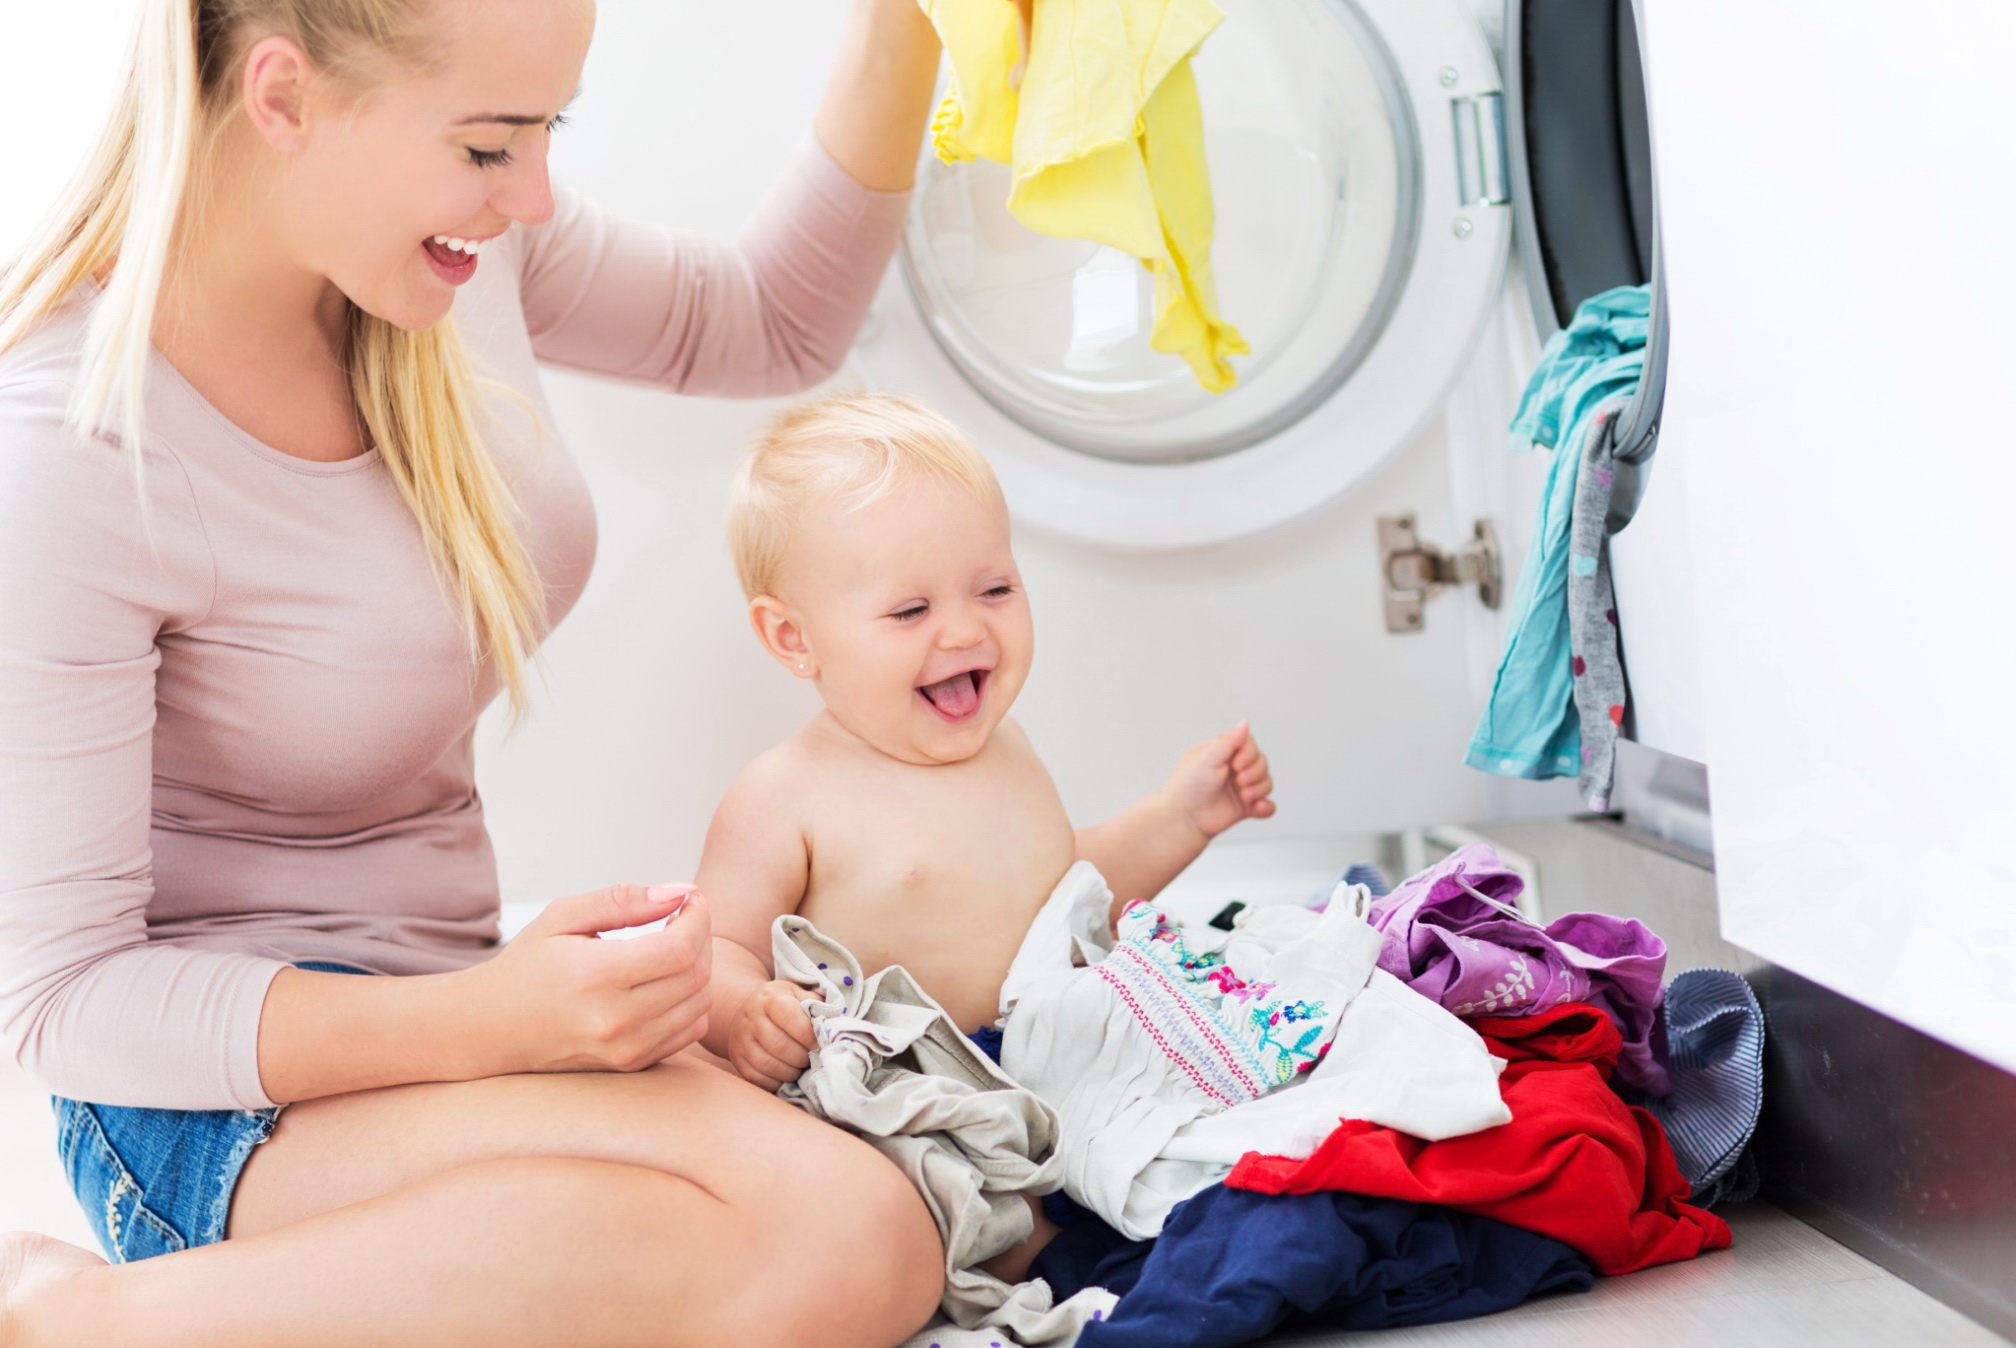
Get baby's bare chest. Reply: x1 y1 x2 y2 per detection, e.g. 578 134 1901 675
797 761 1075 1029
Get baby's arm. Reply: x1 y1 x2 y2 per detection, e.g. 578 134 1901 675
1076 722 1276 923
695 754 820 1090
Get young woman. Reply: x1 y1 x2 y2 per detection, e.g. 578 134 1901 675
0 0 946 1343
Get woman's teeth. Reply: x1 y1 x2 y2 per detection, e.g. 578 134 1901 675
431 235 488 256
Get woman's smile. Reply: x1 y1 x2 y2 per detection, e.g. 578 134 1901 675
421 234 488 284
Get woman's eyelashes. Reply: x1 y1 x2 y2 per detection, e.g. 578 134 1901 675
464 113 570 169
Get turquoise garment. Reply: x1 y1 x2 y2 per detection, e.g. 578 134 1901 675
1466 286 1650 780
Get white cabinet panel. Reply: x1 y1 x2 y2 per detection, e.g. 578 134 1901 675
1643 0 2016 1068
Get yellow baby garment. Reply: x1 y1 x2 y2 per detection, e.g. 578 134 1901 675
921 0 1250 393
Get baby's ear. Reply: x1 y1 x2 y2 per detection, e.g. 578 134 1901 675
749 595 816 679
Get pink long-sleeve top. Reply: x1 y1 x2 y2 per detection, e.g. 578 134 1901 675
0 142 910 1111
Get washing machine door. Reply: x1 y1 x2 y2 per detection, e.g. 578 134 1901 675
853 0 1510 551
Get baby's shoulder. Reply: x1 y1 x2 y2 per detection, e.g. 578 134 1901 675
721 735 819 809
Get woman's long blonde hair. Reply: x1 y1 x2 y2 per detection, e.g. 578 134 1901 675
0 0 545 712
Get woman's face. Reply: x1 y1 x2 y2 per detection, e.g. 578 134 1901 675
266 0 596 330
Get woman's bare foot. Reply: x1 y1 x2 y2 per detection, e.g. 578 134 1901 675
0 1232 106 1345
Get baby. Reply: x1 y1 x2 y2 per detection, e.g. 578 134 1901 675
697 393 1276 1092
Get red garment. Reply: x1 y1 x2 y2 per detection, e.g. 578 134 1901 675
1227 1053 1731 1275
1469 1002 1623 1078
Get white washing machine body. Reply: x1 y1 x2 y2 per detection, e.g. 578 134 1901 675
852 0 1514 552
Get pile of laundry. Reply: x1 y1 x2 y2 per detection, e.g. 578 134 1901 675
773 842 1762 1348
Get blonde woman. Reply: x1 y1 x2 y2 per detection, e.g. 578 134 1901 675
0 0 947 1342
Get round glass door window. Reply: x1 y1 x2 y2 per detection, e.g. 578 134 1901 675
902 0 1419 464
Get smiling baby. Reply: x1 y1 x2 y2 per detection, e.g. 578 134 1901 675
697 393 1276 1092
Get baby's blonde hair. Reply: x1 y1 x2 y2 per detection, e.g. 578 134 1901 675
729 392 1004 599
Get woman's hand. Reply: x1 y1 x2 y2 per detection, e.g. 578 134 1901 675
460 884 716 1077
727 980 819 1093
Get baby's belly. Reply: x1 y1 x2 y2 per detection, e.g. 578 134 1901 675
800 897 1041 1033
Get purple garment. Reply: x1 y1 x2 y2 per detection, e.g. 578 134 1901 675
1366 844 1672 1096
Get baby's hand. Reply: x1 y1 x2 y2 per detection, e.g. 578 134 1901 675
729 979 819 1092
1165 721 1276 841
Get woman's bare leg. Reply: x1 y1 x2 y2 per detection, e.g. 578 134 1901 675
12 1157 929 1348
3 1056 942 1348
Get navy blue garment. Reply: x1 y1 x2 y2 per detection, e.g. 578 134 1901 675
967 1024 1006 1064
1032 1185 1592 1348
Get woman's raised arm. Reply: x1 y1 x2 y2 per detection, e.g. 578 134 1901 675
511 0 939 396
813 0 944 193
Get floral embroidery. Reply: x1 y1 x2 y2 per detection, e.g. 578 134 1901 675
1098 903 1339 1105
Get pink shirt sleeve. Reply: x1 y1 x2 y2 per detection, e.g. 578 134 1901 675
514 139 913 395
0 382 284 1110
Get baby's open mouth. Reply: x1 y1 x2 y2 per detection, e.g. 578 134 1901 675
918 668 989 722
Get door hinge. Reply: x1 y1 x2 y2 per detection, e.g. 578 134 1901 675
1380 515 1501 633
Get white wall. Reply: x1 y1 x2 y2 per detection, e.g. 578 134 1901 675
0 3 134 258
2 0 1580 914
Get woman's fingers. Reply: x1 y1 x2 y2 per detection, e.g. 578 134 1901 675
527 882 690 941
603 891 713 986
646 998 713 1065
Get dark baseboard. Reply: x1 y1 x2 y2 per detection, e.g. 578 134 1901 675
1756 965 2016 1341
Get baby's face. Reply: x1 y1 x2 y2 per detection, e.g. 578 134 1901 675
772 476 1032 766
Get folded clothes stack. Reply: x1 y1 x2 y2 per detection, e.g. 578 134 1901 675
792 843 1760 1348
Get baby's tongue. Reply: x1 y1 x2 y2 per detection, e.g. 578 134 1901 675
922 670 981 718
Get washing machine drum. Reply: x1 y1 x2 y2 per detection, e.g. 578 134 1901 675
855 0 1660 550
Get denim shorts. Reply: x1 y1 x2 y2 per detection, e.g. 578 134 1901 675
53 961 372 1263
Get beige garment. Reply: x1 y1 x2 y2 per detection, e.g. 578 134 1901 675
773 914 1118 1347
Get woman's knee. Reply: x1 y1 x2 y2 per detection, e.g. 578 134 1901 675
734 1133 942 1348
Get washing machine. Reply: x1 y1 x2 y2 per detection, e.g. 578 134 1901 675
855 0 1667 551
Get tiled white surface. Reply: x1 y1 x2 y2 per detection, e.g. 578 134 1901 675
2 1054 2004 1345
